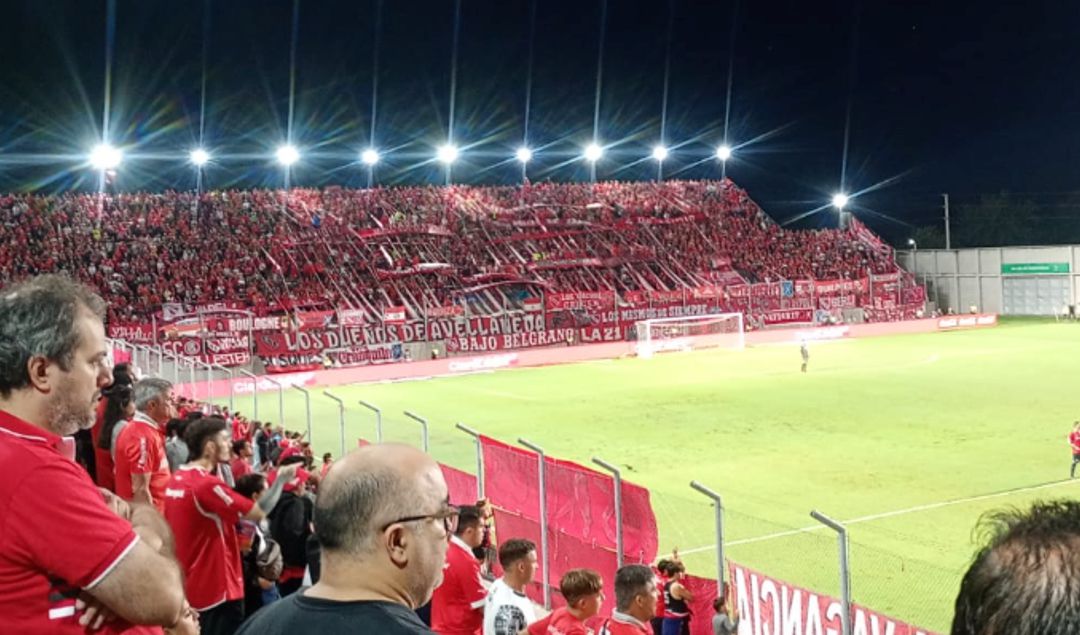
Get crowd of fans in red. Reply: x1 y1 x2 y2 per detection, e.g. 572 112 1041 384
0 180 900 323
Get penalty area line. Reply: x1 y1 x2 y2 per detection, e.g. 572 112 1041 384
680 477 1078 556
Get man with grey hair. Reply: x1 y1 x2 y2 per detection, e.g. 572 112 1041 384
600 565 659 635
0 274 191 632
115 377 176 512
236 443 452 634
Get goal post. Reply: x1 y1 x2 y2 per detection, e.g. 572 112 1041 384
634 312 745 358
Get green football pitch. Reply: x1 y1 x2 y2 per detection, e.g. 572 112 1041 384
223 319 1080 631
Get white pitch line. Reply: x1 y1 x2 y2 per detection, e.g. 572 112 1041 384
680 478 1078 556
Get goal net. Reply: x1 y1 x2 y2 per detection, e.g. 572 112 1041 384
634 313 744 358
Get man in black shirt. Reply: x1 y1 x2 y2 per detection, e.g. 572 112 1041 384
236 443 455 634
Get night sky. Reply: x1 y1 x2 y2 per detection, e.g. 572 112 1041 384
1 0 1078 236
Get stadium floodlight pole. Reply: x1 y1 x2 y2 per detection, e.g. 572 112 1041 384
292 386 313 442
213 364 234 411
690 480 726 589
455 423 484 499
942 193 951 250
264 376 285 432
591 457 624 568
403 411 430 453
518 437 550 609
811 510 852 635
323 391 346 456
238 369 259 421
358 400 384 443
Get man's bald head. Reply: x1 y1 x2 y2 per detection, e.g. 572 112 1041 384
314 443 447 556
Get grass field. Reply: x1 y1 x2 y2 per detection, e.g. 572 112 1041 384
224 319 1080 631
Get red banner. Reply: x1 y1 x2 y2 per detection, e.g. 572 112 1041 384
107 322 155 344
205 314 290 332
716 563 938 635
383 306 407 324
761 308 814 325
426 313 546 341
337 308 366 327
815 279 869 295
295 310 336 330
426 304 465 318
160 333 251 367
261 342 401 373
544 291 617 312
444 328 575 354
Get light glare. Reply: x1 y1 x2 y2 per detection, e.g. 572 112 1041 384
832 193 850 210
276 145 300 166
516 147 533 163
584 143 603 162
361 148 380 166
651 145 669 162
189 148 210 166
716 144 733 161
437 144 459 164
89 144 123 171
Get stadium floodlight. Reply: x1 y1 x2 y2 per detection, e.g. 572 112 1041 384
908 238 918 251
832 193 850 210
516 147 533 163
437 143 459 165
89 143 123 171
361 148 380 166
652 145 669 162
716 144 733 161
584 142 604 162
189 148 210 167
276 144 300 167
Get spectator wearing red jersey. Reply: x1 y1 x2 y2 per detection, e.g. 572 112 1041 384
0 274 185 633
526 569 604 635
236 443 451 635
599 565 659 635
231 439 254 480
115 378 176 512
431 505 487 635
166 417 299 635
94 363 136 491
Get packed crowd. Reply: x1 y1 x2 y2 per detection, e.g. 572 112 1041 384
2 273 1063 635
0 180 899 323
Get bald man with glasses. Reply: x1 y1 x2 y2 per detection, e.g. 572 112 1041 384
237 443 455 634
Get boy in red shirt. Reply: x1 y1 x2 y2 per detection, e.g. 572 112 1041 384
1069 421 1080 478
527 569 604 635
598 565 658 635
431 505 487 635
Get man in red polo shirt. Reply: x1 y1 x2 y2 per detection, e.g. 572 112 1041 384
115 377 176 513
0 274 186 633
167 416 298 635
431 504 487 635
599 565 659 635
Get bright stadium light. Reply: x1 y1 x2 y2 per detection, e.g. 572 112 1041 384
189 148 210 167
716 144 733 161
516 147 533 163
276 144 300 167
89 143 123 171
832 193 850 210
652 145 669 162
437 143 459 164
584 142 604 162
361 148 380 166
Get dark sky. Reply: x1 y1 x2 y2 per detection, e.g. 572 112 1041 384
0 0 1078 236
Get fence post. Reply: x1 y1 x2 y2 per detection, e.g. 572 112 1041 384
455 423 484 499
214 364 234 411
358 400 383 443
518 437 550 609
592 457 624 569
292 386 313 442
690 480 726 590
154 345 164 377
403 411 430 453
264 377 285 430
323 391 346 457
811 510 852 635
163 350 181 386
187 356 196 400
238 370 259 420
199 361 213 403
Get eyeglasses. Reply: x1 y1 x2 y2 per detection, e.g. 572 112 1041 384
380 504 460 536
